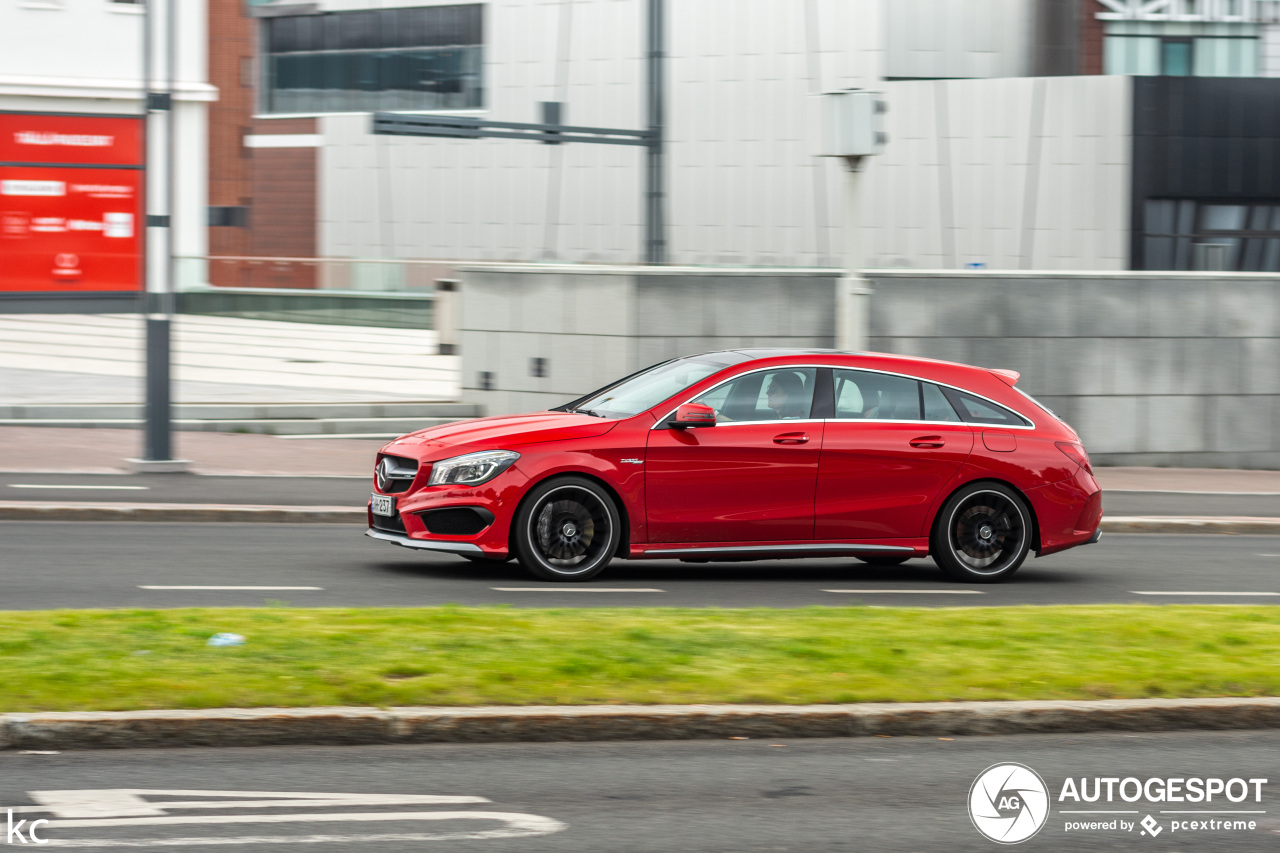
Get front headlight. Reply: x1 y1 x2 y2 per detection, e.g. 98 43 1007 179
427 450 520 486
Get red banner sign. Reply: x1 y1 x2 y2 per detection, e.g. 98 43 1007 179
0 113 143 292
0 113 142 166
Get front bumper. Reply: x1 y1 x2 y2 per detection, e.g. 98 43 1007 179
364 528 485 555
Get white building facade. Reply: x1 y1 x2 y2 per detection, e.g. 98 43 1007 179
239 0 1280 273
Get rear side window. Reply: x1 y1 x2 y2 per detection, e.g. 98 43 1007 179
922 383 962 422
941 387 1031 427
833 370 922 420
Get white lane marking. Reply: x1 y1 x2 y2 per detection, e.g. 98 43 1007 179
38 811 559 830
1259 554 1280 557
51 827 565 847
10 789 566 845
1130 591 1280 596
9 484 149 490
14 791 484 816
138 586 323 591
490 587 664 592
863 758 897 762
823 589 985 595
278 434 403 441
1105 489 1280 495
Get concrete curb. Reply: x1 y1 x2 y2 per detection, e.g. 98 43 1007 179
5 698 1280 750
3 503 1280 533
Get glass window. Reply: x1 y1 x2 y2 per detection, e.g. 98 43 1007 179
942 388 1030 427
1161 39 1192 77
692 368 817 422
833 370 921 420
1104 35 1160 75
1203 204 1247 231
922 383 962 422
1143 199 1280 272
558 353 751 420
263 4 483 114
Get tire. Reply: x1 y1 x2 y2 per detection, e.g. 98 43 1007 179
512 476 621 582
855 555 910 567
931 482 1032 583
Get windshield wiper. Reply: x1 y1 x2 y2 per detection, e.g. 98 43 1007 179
569 407 606 418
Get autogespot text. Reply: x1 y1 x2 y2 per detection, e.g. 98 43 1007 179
1059 776 1267 838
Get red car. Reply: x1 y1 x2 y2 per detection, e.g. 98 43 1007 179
367 350 1102 583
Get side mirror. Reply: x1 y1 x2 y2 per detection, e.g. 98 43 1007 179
670 403 716 429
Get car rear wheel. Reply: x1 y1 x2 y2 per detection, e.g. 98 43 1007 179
513 476 621 582
931 482 1031 583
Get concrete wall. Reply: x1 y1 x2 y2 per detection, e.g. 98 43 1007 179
459 264 839 414
857 75 1132 271
316 0 1054 269
868 270 1280 469
886 0 1035 80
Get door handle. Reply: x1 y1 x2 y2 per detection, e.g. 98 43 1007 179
910 435 944 448
773 432 810 445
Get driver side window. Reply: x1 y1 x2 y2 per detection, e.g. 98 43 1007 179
692 368 817 422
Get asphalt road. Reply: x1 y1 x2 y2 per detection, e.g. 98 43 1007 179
4 472 1280 516
2 730 1276 851
0 473 367 506
3 522 1280 609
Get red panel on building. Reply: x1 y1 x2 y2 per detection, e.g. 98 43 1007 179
0 113 143 292
0 113 142 166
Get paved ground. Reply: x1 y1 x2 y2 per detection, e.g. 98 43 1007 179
1 730 1275 851
0 314 458 403
2 523 1277 609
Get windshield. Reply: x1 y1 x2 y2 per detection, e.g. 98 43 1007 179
555 352 752 419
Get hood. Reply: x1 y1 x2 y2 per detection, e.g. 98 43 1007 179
382 411 619 456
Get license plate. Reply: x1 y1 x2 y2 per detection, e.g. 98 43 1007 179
371 493 395 517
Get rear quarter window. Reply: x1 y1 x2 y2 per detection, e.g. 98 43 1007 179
940 387 1031 427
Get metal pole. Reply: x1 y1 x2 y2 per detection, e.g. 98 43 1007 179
138 0 182 470
644 0 666 264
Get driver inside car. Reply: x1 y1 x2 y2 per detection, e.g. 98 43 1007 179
765 371 808 419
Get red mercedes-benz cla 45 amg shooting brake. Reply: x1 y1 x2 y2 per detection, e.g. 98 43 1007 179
366 350 1102 583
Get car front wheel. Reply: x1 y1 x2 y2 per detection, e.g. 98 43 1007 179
513 476 621 581
931 482 1032 583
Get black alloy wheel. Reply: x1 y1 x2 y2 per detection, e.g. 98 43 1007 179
513 476 621 581
931 482 1032 583
855 555 911 567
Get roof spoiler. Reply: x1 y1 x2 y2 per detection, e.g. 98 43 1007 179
989 369 1020 386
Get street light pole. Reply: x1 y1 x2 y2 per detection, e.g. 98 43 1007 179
134 0 188 473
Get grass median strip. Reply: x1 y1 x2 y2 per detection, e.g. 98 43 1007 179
1 605 1279 713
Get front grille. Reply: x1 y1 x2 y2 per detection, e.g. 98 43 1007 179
376 454 419 494
421 507 491 536
371 512 406 534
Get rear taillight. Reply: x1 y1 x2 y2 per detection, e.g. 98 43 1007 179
1056 441 1092 474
